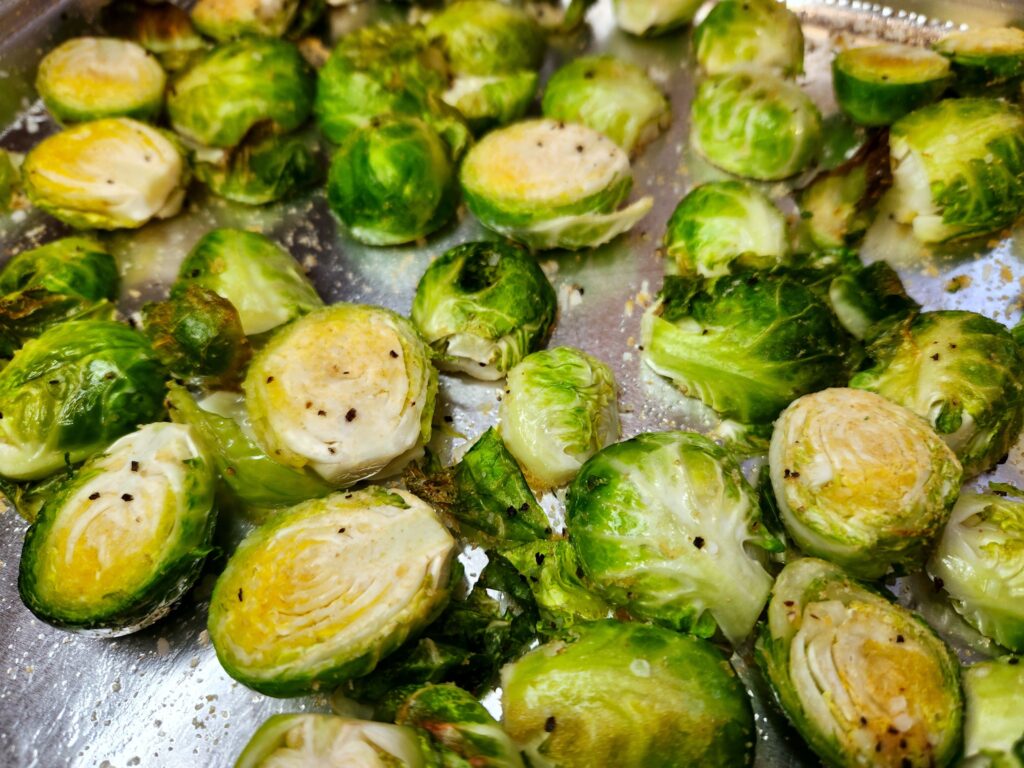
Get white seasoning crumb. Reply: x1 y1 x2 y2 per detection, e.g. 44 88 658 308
156 638 171 657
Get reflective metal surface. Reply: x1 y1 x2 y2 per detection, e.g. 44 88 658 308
2 1 1023 766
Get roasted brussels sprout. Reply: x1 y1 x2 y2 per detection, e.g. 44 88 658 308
826 259 919 340
112 2 207 72
36 37 167 123
691 71 822 181
18 422 215 635
663 181 789 277
928 487 1024 652
611 0 703 37
244 304 437 487
889 98 1024 242
191 0 323 42
641 273 849 427
441 72 538 135
757 558 963 768
176 228 322 336
327 116 457 246
833 44 951 126
851 310 1024 477
962 658 1024 767
22 118 187 230
694 0 804 77
567 430 780 642
461 119 653 250
770 388 962 579
209 488 455 696
541 55 669 155
168 37 314 149
193 128 317 205
0 149 18 211
502 620 755 767
935 27 1024 95
0 320 166 481
411 241 557 379
499 346 619 489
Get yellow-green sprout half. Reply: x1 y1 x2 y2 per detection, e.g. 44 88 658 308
36 37 167 123
191 0 321 42
962 658 1024 766
22 118 187 230
18 423 215 635
460 119 653 251
694 0 804 78
756 558 963 768
769 388 962 579
244 304 437 487
208 488 455 696
611 0 703 37
934 26 1024 95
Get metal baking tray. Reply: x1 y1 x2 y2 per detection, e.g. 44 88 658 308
2 0 1023 765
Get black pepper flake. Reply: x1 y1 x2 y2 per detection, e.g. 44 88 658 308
901 759 911 768
519 502 530 511
544 527 552 535
305 401 313 409
933 577 944 591
576 144 584 153
443 415 453 423
122 493 133 502
701 329 709 335
931 353 940 361
583 70 594 79
887 725 899 735
693 536 705 549
783 600 794 607
506 505 517 518
535 552 545 566
345 494 352 499
575 566 585 579
389 350 398 358
875 743 882 753
237 588 243 602
544 716 556 732
345 408 357 422
131 461 139 472
896 634 904 643
338 527 346 534
48 379 59 385
266 376 274 383
328 447 336 454
317 409 327 417
88 492 101 501
529 575 539 583
1009 657 1020 665
190 269 200 278
899 738 907 750
859 716 867 725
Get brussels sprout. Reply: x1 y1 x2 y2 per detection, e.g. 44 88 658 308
327 116 457 246
441 72 538 135
461 119 653 250
694 0 804 78
411 241 556 380
827 260 919 340
889 98 1024 243
934 27 1024 95
18 422 215 634
962 658 1024 767
244 304 436 487
541 56 669 155
191 0 323 42
567 431 780 642
176 228 322 336
499 347 619 489
0 320 166 481
691 71 823 181
22 118 188 230
927 487 1024 652
426 1 544 75
611 0 703 36
209 488 455 696
833 44 951 127
641 273 849 427
236 713 430 768
112 2 207 72
168 37 314 149
663 181 789 278
851 310 1024 477
142 284 251 389
769 388 962 579
502 620 755 767
193 128 318 205
0 148 19 211
36 37 167 124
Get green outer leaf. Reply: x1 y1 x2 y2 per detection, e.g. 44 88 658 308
962 658 1024 763
0 237 118 301
425 0 544 76
693 0 804 77
194 129 318 205
827 260 918 340
444 71 537 135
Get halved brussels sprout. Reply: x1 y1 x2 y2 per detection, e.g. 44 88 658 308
22 118 188 230
209 488 455 696
694 0 804 78
191 0 323 42
411 241 557 380
441 71 538 135
461 119 653 250
327 116 457 246
176 228 323 336
927 487 1024 652
112 2 207 72
889 98 1024 243
499 346 619 489
168 37 314 149
244 304 437 487
0 320 166 481
236 713 429 768
962 658 1024 766
502 620 755 767
833 44 951 127
567 431 780 643
851 310 1024 477
756 558 963 768
769 388 962 579
691 71 822 181
827 260 919 340
611 0 703 36
641 273 849 427
934 27 1024 94
36 37 167 124
193 128 318 205
663 181 789 277
541 56 670 156
0 149 18 211
18 422 214 635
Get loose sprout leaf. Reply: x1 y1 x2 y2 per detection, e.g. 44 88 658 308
694 0 804 78
611 0 703 37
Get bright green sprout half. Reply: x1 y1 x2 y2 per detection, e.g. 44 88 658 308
611 0 703 37
194 128 318 205
694 0 804 77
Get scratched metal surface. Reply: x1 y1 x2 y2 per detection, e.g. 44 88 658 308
2 0 1024 766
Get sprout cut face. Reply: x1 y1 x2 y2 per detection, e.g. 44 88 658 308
756 558 963 768
244 304 436 487
934 27 1024 94
22 118 187 230
208 488 455 696
18 423 215 635
499 346 619 489
962 658 1024 765
567 431 780 643
501 620 755 767
411 241 557 380
611 0 703 37
694 0 804 77
769 388 962 579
